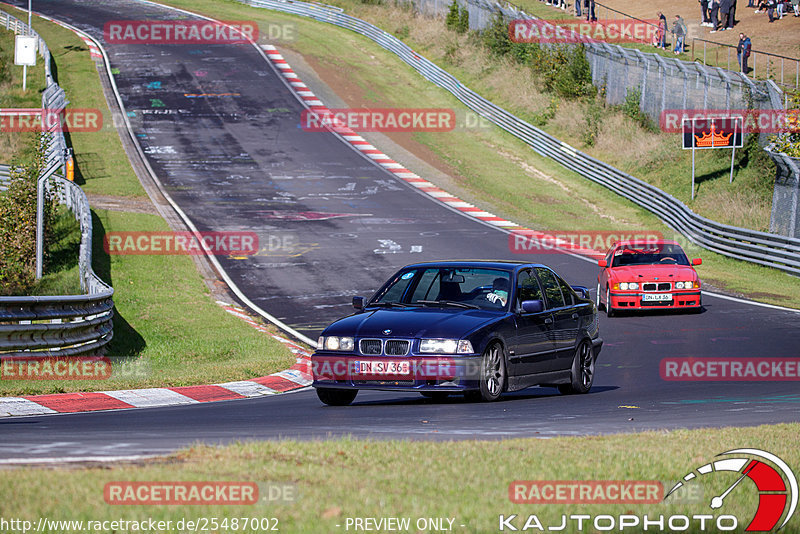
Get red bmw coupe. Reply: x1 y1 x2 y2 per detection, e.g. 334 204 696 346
597 240 702 316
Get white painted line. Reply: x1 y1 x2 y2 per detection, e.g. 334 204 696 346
217 381 276 397
0 455 164 465
103 388 198 408
274 369 312 384
444 201 474 208
426 191 451 198
0 398 57 417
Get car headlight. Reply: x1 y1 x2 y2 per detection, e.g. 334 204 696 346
618 282 637 290
419 339 474 354
675 281 685 289
319 336 355 351
627 282 638 290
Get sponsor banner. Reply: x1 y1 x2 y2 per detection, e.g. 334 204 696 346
661 358 800 381
300 108 456 133
104 482 258 505
0 357 112 380
509 230 663 258
104 20 257 44
509 480 663 504
509 19 658 44
103 231 258 256
661 109 800 134
0 108 103 132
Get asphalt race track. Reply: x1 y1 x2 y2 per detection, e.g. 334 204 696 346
2 0 799 459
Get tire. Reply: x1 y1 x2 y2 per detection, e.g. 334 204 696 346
605 287 615 317
596 282 604 311
467 342 506 402
420 392 449 401
558 340 595 395
316 387 358 406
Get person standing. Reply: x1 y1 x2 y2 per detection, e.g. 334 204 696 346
585 0 597 21
792 0 799 16
710 0 721 30
700 0 712 25
718 0 731 29
575 0 581 17
736 32 751 73
766 0 777 21
672 14 687 53
728 0 737 27
658 12 668 48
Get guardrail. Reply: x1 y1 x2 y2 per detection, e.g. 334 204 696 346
241 0 800 275
0 10 113 359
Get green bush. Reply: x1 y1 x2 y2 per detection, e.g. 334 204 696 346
621 88 656 131
531 44 593 98
770 91 800 157
457 5 470 33
0 134 57 295
446 0 460 31
482 13 512 57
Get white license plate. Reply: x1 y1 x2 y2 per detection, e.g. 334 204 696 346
354 360 411 375
642 293 673 302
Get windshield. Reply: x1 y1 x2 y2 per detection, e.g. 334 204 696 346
373 267 513 311
611 243 690 267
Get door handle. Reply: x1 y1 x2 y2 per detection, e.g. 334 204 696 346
544 317 553 325
571 313 579 319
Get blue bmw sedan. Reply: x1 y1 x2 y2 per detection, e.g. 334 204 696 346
312 261 603 405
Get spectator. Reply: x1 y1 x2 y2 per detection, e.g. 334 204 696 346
710 0 721 31
776 0 785 17
728 0 737 28
585 0 597 21
754 0 768 11
575 0 581 17
671 14 687 53
792 0 799 16
657 12 668 48
747 0 755 9
718 0 731 29
700 0 712 25
737 32 751 74
767 0 777 21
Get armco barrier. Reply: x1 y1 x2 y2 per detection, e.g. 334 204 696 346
0 10 113 358
240 0 800 275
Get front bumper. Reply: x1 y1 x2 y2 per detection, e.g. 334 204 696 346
608 290 701 310
311 353 483 391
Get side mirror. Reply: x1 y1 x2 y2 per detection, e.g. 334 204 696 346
692 258 702 266
598 260 608 268
571 285 590 300
521 300 544 313
352 296 365 310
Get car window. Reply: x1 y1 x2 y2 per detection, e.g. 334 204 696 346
535 267 565 309
557 276 575 306
375 270 418 303
408 269 439 302
611 243 690 267
517 270 543 305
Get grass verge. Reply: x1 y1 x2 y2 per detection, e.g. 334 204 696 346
154 0 800 308
1 423 797 532
0 7 297 396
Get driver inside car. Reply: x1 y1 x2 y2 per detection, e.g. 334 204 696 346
486 277 509 306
